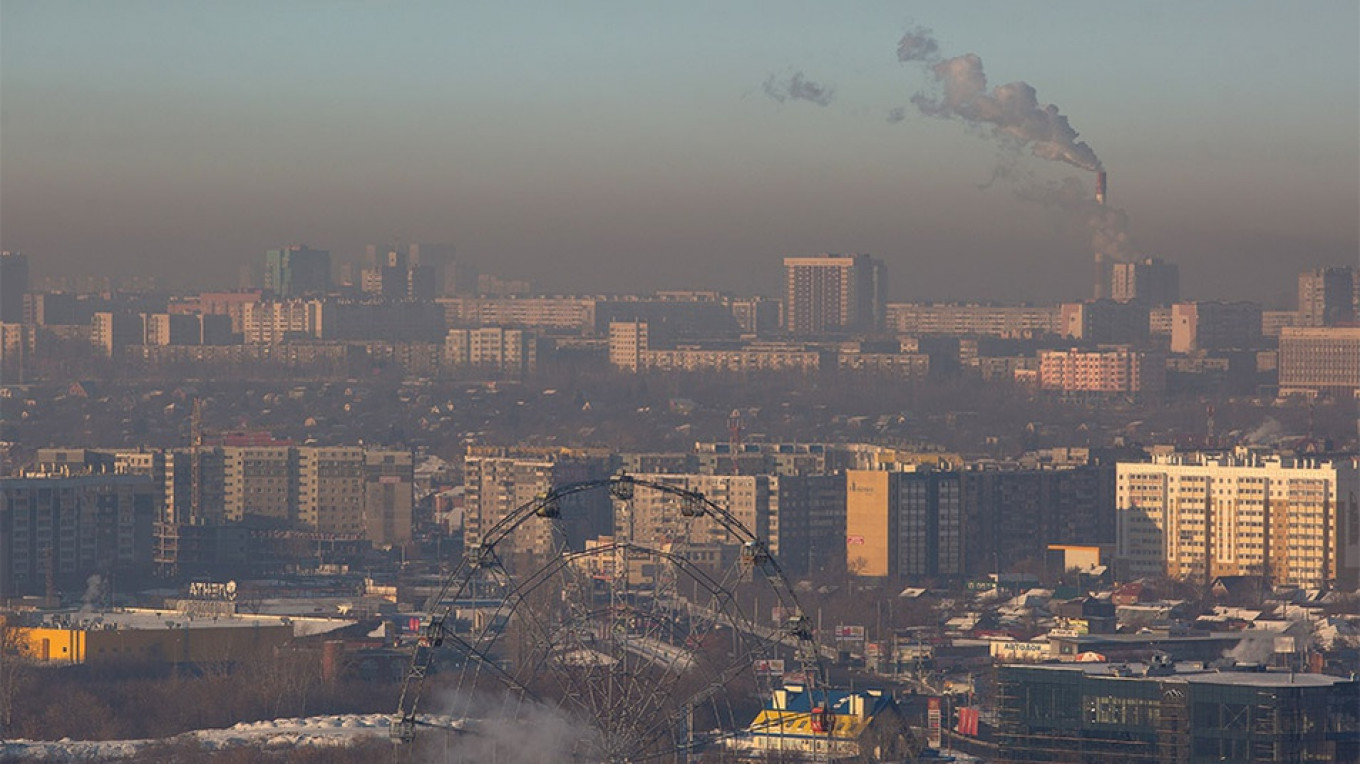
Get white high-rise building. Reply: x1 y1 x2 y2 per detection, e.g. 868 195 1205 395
1117 450 1359 589
614 473 773 552
462 449 612 559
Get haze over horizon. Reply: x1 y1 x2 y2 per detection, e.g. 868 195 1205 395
2 1 1356 306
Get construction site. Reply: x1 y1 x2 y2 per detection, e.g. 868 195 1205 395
994 660 1359 763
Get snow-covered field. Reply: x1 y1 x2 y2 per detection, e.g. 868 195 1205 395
0 713 463 761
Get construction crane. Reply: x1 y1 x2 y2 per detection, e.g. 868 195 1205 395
190 398 203 523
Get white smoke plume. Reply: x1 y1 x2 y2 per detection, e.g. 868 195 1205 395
79 574 104 613
897 29 1102 173
427 689 598 763
1015 176 1139 263
1223 632 1276 665
762 71 835 107
1243 417 1285 445
1223 626 1311 666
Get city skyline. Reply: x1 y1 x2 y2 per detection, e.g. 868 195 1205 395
2 2 1356 305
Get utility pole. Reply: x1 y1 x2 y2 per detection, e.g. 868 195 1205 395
727 409 743 475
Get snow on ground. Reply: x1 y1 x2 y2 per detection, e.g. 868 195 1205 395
0 713 465 761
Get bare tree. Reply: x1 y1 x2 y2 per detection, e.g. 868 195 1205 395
0 621 32 740
246 647 323 719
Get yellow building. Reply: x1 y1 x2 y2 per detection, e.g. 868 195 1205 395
727 686 912 760
846 471 891 577
1047 544 1104 573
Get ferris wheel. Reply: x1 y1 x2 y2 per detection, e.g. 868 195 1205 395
391 474 826 762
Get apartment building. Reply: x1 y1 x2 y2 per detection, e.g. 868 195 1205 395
769 474 845 577
1116 450 1360 589
1170 301 1264 353
1060 300 1149 344
363 450 414 547
438 296 598 334
962 464 1116 578
615 473 773 554
1298 266 1358 327
608 321 820 373
608 320 648 372
241 299 320 344
636 343 821 373
884 303 1061 337
444 327 537 376
263 245 331 298
0 475 157 597
33 445 413 546
1278 326 1360 396
844 470 963 580
90 311 145 356
1039 346 1165 396
842 461 1115 581
462 448 613 559
784 254 886 335
1110 257 1179 306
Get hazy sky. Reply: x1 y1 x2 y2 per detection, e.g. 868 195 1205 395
3 1 1356 304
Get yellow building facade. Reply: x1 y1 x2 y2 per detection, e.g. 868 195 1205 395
846 471 891 577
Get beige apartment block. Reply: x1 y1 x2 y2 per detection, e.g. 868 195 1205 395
1117 450 1359 590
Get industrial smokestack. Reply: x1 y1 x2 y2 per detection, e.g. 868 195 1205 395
1093 171 1109 298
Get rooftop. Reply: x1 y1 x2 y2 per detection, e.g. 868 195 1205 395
765 686 894 716
31 608 352 637
1013 662 1356 688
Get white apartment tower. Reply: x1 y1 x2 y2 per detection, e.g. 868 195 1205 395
462 450 612 559
1117 450 1359 590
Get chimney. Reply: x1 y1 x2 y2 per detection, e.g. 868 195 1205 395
1093 171 1108 298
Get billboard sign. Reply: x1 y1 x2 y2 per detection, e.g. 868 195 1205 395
990 640 1051 662
834 625 866 641
927 697 942 748
955 706 980 737
753 659 786 677
187 580 237 601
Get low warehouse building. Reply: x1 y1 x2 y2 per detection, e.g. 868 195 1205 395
13 609 344 667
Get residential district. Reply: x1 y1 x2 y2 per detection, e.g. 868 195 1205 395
0 249 1357 762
